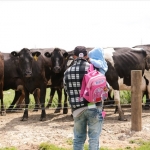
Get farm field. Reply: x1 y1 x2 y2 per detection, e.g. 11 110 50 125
0 107 150 150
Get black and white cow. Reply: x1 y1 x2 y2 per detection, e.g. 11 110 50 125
105 46 150 109
68 47 150 121
132 44 150 109
104 47 150 120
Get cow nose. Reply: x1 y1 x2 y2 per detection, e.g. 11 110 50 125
24 71 32 77
53 66 61 73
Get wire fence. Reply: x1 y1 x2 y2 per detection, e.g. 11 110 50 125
0 99 149 112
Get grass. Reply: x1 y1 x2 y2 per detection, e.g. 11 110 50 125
2 89 147 110
110 90 146 104
0 136 150 150
66 138 73 145
0 147 17 150
38 140 150 150
39 143 67 150
3 90 15 109
3 88 67 109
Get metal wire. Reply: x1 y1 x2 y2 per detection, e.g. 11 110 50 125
0 99 149 112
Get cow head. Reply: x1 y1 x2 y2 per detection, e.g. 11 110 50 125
44 48 68 73
11 48 41 77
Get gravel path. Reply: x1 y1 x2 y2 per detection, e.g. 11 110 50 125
0 108 150 150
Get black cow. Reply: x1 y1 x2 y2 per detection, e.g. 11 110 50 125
29 48 70 114
2 53 40 112
11 48 48 121
8 48 71 114
0 52 4 115
2 53 24 112
44 48 69 114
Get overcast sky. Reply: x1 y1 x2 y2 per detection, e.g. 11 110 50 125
0 1 150 52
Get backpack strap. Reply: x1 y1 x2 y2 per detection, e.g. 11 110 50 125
79 64 92 101
88 64 94 72
79 64 94 101
79 76 86 100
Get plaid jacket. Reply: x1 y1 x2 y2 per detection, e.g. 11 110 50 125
63 58 90 111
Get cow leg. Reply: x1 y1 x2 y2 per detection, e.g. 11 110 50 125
142 76 150 109
39 85 47 121
142 90 150 110
54 88 62 113
33 88 41 111
15 96 25 110
114 90 127 121
143 79 150 110
46 88 55 108
0 83 5 116
104 89 114 106
14 91 25 110
21 89 29 121
7 90 22 112
63 89 68 114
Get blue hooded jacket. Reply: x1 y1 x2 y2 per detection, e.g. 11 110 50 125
88 47 108 75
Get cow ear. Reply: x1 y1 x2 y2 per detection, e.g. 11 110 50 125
63 52 68 58
11 51 19 57
44 52 51 58
32 51 41 57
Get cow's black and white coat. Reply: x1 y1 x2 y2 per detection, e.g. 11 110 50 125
103 47 150 120
68 47 150 121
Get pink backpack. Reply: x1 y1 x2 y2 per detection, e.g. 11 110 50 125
80 64 108 103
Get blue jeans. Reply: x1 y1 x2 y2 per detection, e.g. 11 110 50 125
73 107 104 150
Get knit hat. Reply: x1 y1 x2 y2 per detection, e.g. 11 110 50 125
74 46 87 57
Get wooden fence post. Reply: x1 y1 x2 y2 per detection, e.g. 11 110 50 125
131 70 142 131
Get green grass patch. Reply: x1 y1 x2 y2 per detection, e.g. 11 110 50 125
3 88 69 109
0 147 17 150
66 138 73 145
39 143 69 150
3 88 146 109
111 90 146 104
1 140 150 150
137 144 150 150
120 91 131 104
3 90 15 108
100 148 110 150
128 139 150 150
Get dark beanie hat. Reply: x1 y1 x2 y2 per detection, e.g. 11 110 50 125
74 46 87 57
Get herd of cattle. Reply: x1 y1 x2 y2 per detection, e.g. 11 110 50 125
0 44 150 121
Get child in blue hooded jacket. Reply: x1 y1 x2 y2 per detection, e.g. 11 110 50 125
88 47 108 75
88 47 110 93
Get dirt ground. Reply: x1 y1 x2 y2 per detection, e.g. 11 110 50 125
0 107 150 150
